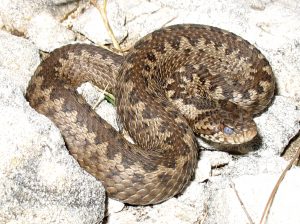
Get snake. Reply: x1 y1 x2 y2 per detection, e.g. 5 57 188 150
26 24 275 205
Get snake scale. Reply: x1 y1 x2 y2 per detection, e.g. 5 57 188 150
26 24 275 205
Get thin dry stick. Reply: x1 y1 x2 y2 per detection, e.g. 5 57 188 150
90 0 122 53
92 83 115 109
199 202 209 224
230 181 254 224
60 0 80 22
259 146 300 224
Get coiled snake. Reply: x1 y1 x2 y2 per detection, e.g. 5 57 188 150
26 24 275 205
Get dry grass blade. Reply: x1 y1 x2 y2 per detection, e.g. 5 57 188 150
259 146 300 224
90 0 123 53
60 0 80 22
230 181 254 224
92 84 116 109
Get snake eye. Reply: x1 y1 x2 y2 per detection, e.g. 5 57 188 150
224 126 234 135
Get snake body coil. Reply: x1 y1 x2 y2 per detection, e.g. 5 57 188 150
26 24 275 205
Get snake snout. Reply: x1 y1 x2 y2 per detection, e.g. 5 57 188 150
195 105 258 145
223 109 258 144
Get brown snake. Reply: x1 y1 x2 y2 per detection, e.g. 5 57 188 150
26 24 275 205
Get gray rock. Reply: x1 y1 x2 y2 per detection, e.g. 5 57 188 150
77 82 119 131
206 164 300 224
72 3 127 45
201 151 232 168
27 11 75 52
254 96 300 157
106 199 125 216
0 0 78 33
0 33 105 224
0 30 40 92
117 0 162 23
125 7 176 44
52 0 78 4
107 191 207 224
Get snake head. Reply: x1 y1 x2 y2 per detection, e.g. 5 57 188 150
194 101 257 144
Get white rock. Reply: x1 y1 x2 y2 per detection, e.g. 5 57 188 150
78 82 119 131
77 82 106 106
125 7 176 43
195 157 211 182
0 76 105 224
249 0 266 11
0 31 105 224
0 30 40 92
205 166 300 224
107 195 207 224
226 155 289 178
116 0 162 23
254 96 300 157
96 100 120 131
27 12 75 52
52 0 78 4
0 0 78 33
201 151 232 168
72 3 127 45
106 199 125 216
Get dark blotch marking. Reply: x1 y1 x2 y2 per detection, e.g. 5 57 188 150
213 41 223 50
169 37 181 50
182 159 192 172
158 172 172 182
129 90 140 105
184 48 191 56
198 49 205 54
94 134 102 145
122 70 132 83
260 71 273 82
154 43 166 54
76 110 87 124
158 121 169 133
185 35 198 46
141 120 149 128
208 84 217 92
134 39 150 50
243 91 251 100
132 173 144 183
225 48 234 55
105 140 123 161
257 84 264 94
198 64 210 77
146 52 157 62
143 64 151 72
163 158 176 169
142 108 155 119
177 122 189 134
161 100 168 108
204 38 216 47
163 136 173 145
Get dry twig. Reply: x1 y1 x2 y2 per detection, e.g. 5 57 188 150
230 181 254 224
90 0 122 53
259 146 300 224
